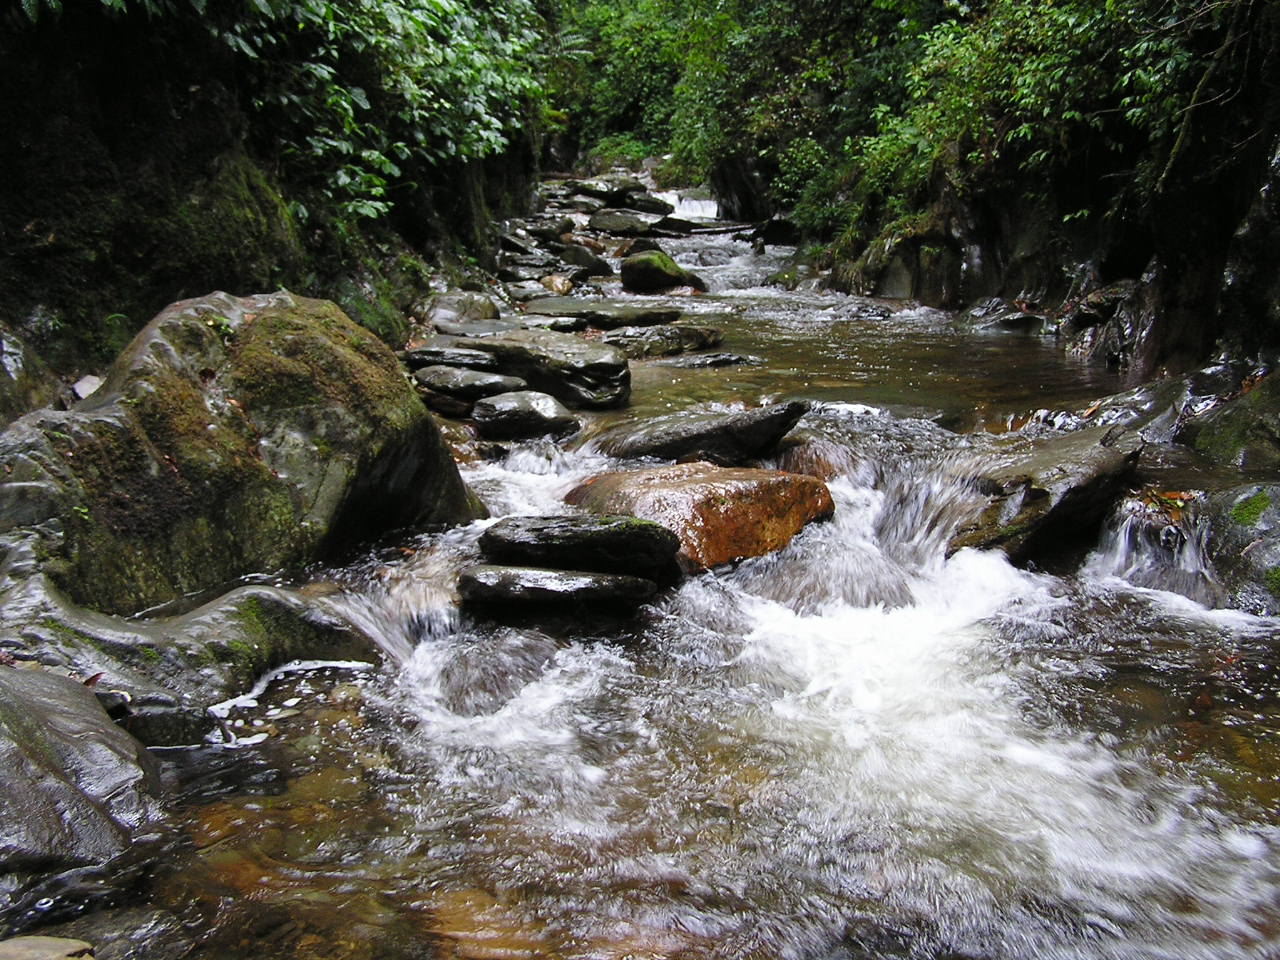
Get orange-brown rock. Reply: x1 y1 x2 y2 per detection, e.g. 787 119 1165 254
564 462 834 570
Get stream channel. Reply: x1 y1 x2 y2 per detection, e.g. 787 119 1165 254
129 204 1280 959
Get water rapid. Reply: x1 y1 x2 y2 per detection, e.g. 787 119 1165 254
166 227 1280 960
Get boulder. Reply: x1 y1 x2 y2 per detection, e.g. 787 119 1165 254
0 669 163 925
588 210 659 237
423 292 500 326
412 366 527 401
947 426 1142 564
952 297 1054 335
458 565 657 607
621 251 708 294
600 325 724 359
1175 374 1280 470
465 330 630 409
594 402 808 465
620 192 676 215
518 314 589 333
402 338 502 372
570 177 645 205
1204 484 1280 614
557 244 613 278
472 391 579 440
565 462 835 571
653 216 698 235
526 217 575 243
523 297 682 330
478 515 680 583
0 291 483 616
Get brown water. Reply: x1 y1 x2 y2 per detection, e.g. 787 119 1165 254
102 233 1280 959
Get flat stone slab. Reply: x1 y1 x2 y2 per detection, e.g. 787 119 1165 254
458 564 657 605
412 366 527 400
523 298 682 329
465 329 630 409
600 325 723 359
478 515 680 582
565 461 835 571
594 401 808 466
403 338 502 372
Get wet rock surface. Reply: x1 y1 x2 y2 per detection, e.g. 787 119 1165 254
600 325 724 359
948 426 1142 565
465 330 630 409
411 365 527 401
565 461 835 571
472 391 579 440
478 515 681 583
522 297 682 329
1204 484 1280 615
0 670 163 929
594 401 809 466
458 565 657 606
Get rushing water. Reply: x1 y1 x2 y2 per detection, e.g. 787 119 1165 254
140 226 1280 959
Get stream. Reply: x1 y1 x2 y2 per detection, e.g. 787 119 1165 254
136 217 1280 958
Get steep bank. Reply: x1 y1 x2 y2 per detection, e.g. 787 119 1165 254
0 2 541 391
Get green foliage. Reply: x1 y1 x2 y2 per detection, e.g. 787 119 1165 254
585 133 653 172
25 0 547 221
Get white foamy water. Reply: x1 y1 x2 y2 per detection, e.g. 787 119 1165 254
354 420 1280 960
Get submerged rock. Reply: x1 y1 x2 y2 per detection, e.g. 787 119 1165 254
472 391 579 440
620 250 708 294
0 669 163 925
594 401 808 466
457 565 657 606
565 462 835 571
947 426 1142 564
600 325 724 359
655 352 758 369
465 329 630 409
0 291 483 616
478 515 681 582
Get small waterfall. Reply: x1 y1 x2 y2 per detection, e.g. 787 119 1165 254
1084 496 1226 607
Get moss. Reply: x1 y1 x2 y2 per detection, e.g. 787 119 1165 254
1264 566 1280 599
1231 489 1271 526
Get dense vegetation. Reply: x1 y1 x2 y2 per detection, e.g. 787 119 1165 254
3 0 1277 375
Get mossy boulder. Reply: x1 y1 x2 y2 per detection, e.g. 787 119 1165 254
1205 484 1280 614
1176 374 1280 470
620 251 708 293
0 291 483 616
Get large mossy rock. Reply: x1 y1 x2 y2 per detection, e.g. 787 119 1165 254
947 426 1141 564
0 291 483 616
620 251 708 293
465 329 631 409
0 669 163 926
565 462 834 571
593 402 808 466
1204 484 1280 614
1175 375 1280 470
